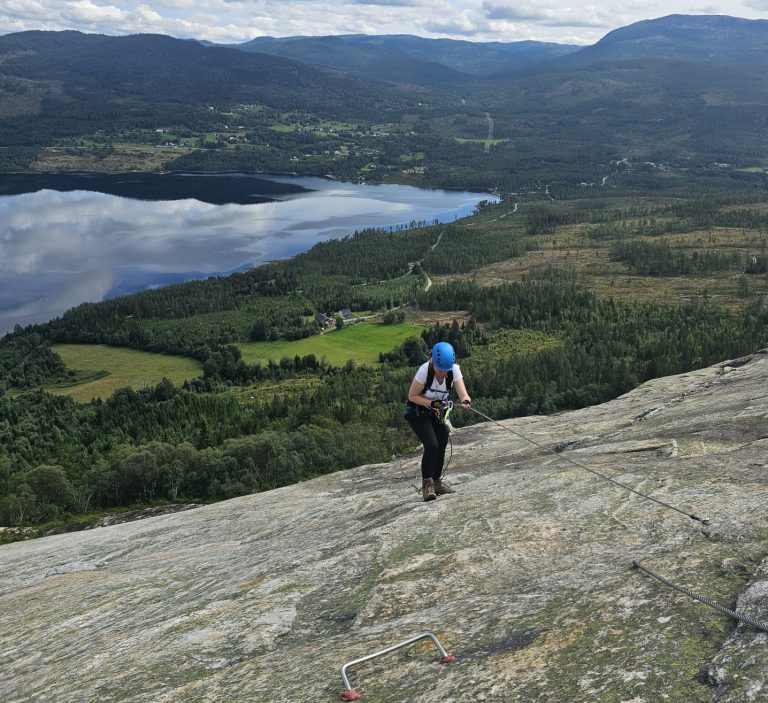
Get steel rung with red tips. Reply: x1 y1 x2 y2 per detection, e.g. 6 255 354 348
339 631 455 700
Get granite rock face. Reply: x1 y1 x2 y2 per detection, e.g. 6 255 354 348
1 353 767 702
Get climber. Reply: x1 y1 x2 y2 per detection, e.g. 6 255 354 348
404 341 472 501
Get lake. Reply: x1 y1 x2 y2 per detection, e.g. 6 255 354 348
0 172 497 335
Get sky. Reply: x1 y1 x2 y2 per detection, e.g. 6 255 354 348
0 0 765 46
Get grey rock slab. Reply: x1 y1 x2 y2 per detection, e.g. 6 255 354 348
1 354 768 702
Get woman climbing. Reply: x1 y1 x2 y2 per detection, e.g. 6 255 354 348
405 341 472 501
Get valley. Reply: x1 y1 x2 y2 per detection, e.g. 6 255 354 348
2 15 768 541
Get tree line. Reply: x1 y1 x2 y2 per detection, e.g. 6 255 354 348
610 240 746 275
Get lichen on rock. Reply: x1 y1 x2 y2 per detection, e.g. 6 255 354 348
1 353 767 702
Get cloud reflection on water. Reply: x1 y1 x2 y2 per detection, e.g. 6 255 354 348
0 177 494 334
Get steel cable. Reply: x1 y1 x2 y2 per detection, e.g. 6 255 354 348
466 405 710 524
633 560 768 633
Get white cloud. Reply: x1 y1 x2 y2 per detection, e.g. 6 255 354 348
483 2 545 21
134 3 164 22
3 0 49 17
66 0 126 23
351 0 425 6
419 13 486 37
482 1 613 28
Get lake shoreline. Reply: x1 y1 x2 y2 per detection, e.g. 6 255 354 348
6 168 500 196
0 170 313 205
0 173 498 334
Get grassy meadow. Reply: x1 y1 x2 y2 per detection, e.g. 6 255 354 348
43 323 425 402
237 321 426 366
48 344 203 402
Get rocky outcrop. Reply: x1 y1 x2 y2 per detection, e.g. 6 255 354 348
1 353 767 702
45 503 203 535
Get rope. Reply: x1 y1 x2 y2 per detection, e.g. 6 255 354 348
443 432 453 476
632 560 768 633
466 406 710 525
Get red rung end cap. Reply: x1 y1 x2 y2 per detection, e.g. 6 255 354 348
441 654 456 664
341 690 362 701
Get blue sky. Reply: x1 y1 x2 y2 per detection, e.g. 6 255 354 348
0 0 765 44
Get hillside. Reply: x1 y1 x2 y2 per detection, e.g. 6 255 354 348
474 15 768 169
1 352 766 702
231 35 467 88
0 30 413 141
0 31 388 106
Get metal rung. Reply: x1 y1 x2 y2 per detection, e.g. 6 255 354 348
340 630 455 700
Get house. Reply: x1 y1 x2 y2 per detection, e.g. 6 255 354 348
315 312 333 327
339 308 354 321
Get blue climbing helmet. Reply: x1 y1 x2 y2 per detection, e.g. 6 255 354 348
431 342 455 372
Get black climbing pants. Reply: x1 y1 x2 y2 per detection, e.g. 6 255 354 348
406 407 449 481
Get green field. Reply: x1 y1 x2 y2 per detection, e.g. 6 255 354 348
48 344 203 402
237 322 425 366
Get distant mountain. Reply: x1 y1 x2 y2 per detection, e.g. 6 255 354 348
230 34 579 86
562 14 768 66
0 31 406 120
364 35 580 74
504 14 768 115
228 18 768 93
232 35 466 87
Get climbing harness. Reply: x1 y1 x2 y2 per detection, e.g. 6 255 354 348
466 405 710 525
404 360 453 416
429 398 455 481
632 560 768 633
340 631 455 701
433 398 454 429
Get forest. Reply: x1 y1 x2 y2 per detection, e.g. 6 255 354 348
4 170 768 534
3 271 767 530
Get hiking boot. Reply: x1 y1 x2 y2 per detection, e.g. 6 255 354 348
422 479 437 502
435 478 455 495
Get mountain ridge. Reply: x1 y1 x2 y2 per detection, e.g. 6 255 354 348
228 33 580 83
560 13 768 66
2 15 768 169
218 15 768 82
